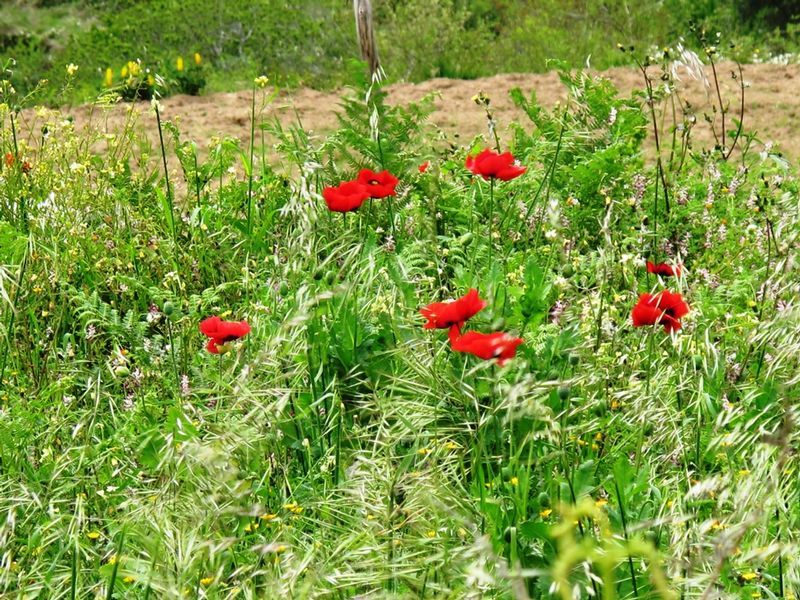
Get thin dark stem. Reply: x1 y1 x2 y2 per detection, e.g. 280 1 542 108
637 61 671 220
708 55 726 151
193 149 202 224
724 62 746 161
154 104 175 237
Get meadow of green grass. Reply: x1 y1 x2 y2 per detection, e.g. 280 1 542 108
2 7 800 599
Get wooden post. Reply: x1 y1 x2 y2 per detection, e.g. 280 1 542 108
353 0 381 81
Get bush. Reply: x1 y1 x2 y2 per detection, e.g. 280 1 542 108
736 0 800 30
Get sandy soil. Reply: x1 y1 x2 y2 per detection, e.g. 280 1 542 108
18 62 800 167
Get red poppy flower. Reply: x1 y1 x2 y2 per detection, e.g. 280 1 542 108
200 316 251 354
631 291 690 333
356 169 399 198
448 326 523 365
647 261 682 277
420 288 487 330
21 161 31 174
418 161 430 173
322 180 371 213
4 152 14 168
465 149 526 181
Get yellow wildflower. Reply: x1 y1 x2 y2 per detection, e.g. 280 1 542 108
539 508 553 518
194 53 202 65
104 68 113 87
283 503 303 514
87 531 101 540
254 75 269 88
260 513 278 521
176 56 184 72
200 577 214 586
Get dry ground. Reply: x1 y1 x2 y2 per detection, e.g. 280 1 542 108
18 62 800 167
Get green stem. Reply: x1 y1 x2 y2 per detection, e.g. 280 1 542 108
776 507 784 597
334 401 343 485
488 177 495 272
635 332 656 472
0 246 28 387
613 477 640 598
165 319 181 391
247 85 257 237
9 112 26 230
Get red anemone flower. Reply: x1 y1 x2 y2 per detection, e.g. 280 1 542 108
647 261 682 277
448 326 523 365
465 149 526 181
420 288 487 330
200 316 251 354
418 161 430 173
356 169 399 198
322 180 371 213
631 291 690 333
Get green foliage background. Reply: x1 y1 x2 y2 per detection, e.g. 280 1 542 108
1 0 799 103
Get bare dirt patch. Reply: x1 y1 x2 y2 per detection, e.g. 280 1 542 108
19 62 800 167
